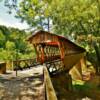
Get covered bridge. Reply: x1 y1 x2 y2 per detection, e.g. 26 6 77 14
27 30 86 75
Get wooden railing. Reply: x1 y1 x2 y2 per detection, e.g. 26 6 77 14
13 58 40 70
44 66 57 100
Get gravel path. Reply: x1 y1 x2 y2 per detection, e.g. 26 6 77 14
0 65 45 100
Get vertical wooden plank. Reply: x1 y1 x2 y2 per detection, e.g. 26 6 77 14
58 41 64 60
41 45 45 64
34 44 39 62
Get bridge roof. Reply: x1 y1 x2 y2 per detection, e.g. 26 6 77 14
27 30 73 44
27 30 86 53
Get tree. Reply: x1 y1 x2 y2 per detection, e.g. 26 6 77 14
48 0 100 36
4 0 100 36
16 0 52 31
0 25 35 61
6 41 15 50
0 30 6 47
5 41 16 60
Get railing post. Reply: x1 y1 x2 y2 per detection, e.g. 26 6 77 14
16 70 18 76
0 62 6 74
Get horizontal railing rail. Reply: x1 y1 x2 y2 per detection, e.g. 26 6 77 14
13 58 40 71
44 66 57 100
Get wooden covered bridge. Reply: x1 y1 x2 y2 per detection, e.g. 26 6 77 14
27 30 86 75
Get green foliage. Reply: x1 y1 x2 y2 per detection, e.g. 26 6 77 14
0 48 7 60
0 30 6 47
0 25 35 61
3 1 100 41
16 0 52 30
6 41 15 50
50 0 100 35
15 0 100 36
4 0 100 36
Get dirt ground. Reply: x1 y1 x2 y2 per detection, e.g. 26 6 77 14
0 66 44 100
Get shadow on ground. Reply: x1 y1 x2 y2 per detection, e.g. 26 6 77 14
0 66 44 100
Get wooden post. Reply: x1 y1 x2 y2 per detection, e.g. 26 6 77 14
0 62 6 74
16 70 18 76
58 42 65 69
58 42 64 60
34 44 39 62
16 61 18 77
41 44 45 64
